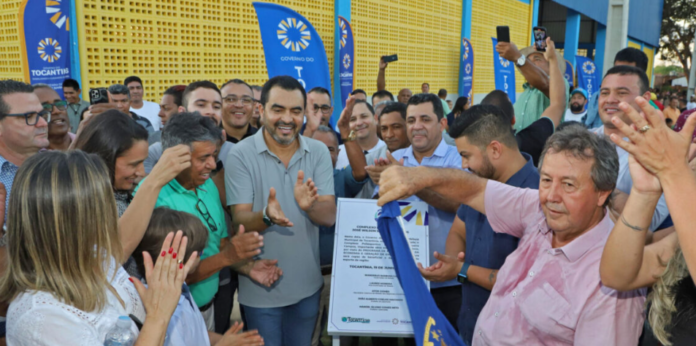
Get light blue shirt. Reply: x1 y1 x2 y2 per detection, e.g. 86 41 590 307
164 284 210 346
584 91 604 129
376 138 462 289
0 154 19 226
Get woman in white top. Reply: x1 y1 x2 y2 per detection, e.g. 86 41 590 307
0 150 197 346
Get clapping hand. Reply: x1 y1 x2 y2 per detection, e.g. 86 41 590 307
216 322 264 346
294 170 318 212
130 231 198 322
365 152 404 186
266 187 293 227
337 95 359 137
249 259 283 287
221 225 263 266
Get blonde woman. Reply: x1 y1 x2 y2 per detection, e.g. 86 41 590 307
0 151 198 346
600 96 696 345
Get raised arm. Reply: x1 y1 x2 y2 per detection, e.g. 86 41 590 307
496 41 550 97
539 38 565 127
377 165 486 214
337 96 367 181
377 58 387 91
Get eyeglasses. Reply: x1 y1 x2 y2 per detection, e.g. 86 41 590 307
313 105 332 114
3 110 51 126
223 96 255 106
196 199 218 233
41 100 68 112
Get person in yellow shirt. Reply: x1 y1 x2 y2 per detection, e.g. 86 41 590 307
664 96 681 123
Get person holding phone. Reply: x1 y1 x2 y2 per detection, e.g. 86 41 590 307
495 27 569 133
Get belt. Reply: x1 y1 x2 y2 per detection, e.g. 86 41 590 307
198 297 215 312
321 266 332 276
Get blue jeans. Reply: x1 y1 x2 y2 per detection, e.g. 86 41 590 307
242 289 321 346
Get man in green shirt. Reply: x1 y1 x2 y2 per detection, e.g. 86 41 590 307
62 78 89 133
496 42 569 132
135 111 281 332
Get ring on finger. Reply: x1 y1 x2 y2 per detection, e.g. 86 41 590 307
177 259 183 265
639 125 651 133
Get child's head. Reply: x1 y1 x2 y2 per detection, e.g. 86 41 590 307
133 207 209 277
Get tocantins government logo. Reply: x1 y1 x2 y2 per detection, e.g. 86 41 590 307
46 0 69 30
398 201 429 226
339 18 348 48
277 17 311 52
465 63 472 74
582 61 596 75
462 39 470 61
37 38 62 63
499 57 510 68
342 316 370 324
343 54 351 69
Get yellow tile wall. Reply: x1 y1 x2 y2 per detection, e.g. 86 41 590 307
0 0 24 81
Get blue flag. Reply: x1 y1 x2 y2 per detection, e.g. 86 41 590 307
564 60 574 88
20 0 74 99
491 38 516 104
458 38 474 101
253 2 332 97
575 55 600 98
377 202 467 346
337 16 355 114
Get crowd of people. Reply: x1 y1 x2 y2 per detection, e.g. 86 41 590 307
0 33 694 346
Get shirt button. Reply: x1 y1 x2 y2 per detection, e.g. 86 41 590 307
478 330 482 336
529 271 535 277
494 312 499 317
512 291 517 297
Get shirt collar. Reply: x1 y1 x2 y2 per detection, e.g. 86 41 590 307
226 125 258 143
253 126 310 155
166 177 207 195
555 211 613 262
403 138 448 162
505 152 537 186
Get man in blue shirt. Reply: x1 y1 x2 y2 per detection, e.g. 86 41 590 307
418 105 540 344
375 93 463 330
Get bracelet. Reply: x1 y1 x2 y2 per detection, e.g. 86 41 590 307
620 215 648 232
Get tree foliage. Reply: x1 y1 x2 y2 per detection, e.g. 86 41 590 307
659 0 696 81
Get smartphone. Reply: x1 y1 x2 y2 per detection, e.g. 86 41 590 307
533 26 547 52
496 26 510 43
89 87 109 105
382 54 398 63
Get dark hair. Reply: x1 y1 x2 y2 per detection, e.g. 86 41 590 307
221 79 253 95
250 85 262 92
314 125 338 143
260 75 306 108
379 101 407 120
350 89 367 96
481 90 514 124
108 84 130 98
162 112 222 150
132 207 209 278
0 80 34 118
353 100 375 115
603 65 650 95
422 83 430 87
438 89 447 98
449 105 517 149
452 97 469 115
555 121 586 132
539 126 619 206
74 109 149 188
308 86 331 99
123 76 143 87
62 78 80 91
372 90 394 104
163 85 186 107
407 93 444 120
614 48 649 72
182 81 221 109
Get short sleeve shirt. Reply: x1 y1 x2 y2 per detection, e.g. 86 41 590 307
0 154 19 227
513 79 569 132
134 177 228 308
225 130 335 308
131 100 162 131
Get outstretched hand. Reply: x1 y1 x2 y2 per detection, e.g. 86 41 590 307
266 187 293 227
294 170 318 212
377 166 426 206
337 95 359 136
417 251 464 282
249 259 283 287
216 322 264 346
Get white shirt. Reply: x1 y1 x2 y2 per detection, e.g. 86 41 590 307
687 102 696 111
7 258 145 346
131 100 162 131
335 139 387 199
164 284 210 346
593 126 669 231
564 109 587 123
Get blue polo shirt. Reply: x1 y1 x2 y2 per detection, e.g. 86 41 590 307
320 166 369 266
456 152 539 344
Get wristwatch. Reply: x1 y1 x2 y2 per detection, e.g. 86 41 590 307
457 262 471 283
342 130 357 143
262 205 274 226
515 54 526 67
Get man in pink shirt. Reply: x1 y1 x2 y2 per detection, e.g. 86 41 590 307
377 126 646 345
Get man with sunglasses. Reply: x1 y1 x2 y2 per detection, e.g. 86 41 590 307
33 84 74 151
0 80 49 342
220 79 258 144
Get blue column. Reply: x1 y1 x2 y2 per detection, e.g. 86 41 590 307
563 9 581 68
595 23 606 78
457 0 472 96
69 0 82 86
530 0 540 45
332 0 351 118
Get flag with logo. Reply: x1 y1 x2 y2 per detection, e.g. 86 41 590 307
253 2 332 99
337 15 355 114
564 60 574 88
19 0 74 98
377 201 467 346
458 38 474 101
575 55 599 98
491 38 516 103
